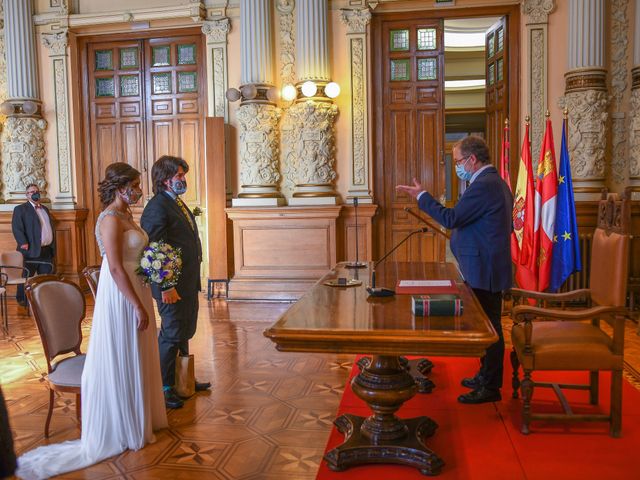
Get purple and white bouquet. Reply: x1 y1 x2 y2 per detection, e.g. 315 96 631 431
137 241 182 289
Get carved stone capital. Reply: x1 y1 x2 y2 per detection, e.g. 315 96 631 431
521 0 555 24
560 90 609 182
41 29 69 56
1 117 48 202
340 8 372 34
236 103 282 195
202 17 230 43
287 100 339 196
276 0 295 14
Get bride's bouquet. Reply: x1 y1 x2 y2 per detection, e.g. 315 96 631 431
137 241 182 289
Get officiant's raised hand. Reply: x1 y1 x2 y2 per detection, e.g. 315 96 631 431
396 178 424 199
161 287 181 304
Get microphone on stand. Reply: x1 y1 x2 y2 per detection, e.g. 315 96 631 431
345 197 367 269
367 227 429 297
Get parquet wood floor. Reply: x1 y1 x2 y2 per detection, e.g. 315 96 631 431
2 294 640 479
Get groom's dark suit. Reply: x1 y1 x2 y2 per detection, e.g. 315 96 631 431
141 191 202 388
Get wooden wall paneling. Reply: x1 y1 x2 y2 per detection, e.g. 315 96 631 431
205 117 233 281
226 206 341 301
337 204 378 263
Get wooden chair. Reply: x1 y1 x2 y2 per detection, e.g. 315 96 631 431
0 273 7 332
26 275 86 437
509 189 630 437
0 251 30 312
82 265 101 300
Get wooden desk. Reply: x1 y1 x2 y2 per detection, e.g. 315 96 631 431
264 262 498 475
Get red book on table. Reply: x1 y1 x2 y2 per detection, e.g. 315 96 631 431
395 279 459 295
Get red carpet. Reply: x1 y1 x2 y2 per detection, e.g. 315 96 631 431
317 355 640 480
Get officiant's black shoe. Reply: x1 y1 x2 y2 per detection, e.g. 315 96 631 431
457 386 501 404
461 373 485 390
164 388 184 409
195 381 211 392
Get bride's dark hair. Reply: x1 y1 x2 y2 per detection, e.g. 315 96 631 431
98 162 141 207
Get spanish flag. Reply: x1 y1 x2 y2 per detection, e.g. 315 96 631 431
512 121 537 290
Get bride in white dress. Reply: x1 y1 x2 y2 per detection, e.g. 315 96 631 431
17 163 167 480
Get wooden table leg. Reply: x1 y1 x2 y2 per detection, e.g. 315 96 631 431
324 355 445 475
357 355 435 393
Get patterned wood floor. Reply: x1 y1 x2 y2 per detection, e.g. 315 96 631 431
2 293 640 479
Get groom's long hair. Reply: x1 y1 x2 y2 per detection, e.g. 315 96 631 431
151 156 190 195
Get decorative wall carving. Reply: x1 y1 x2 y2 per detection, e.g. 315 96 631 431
202 18 229 120
236 103 282 190
0 0 7 108
277 0 295 86
287 101 338 193
340 7 372 34
521 0 555 23
530 28 545 166
212 47 225 118
1 117 48 201
610 0 630 184
350 38 366 186
630 86 640 178
560 90 609 180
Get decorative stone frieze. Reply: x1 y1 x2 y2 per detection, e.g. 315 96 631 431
288 101 338 198
521 0 555 24
202 17 229 44
1 117 48 202
277 0 296 86
629 79 640 180
236 104 282 198
202 18 230 119
340 7 371 34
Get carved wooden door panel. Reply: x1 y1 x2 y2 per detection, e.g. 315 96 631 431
88 40 147 218
374 16 446 262
485 17 509 172
145 35 205 206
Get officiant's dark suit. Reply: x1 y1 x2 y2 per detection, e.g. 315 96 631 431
11 184 56 305
141 155 205 408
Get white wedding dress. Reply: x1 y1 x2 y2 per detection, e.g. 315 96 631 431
17 211 167 480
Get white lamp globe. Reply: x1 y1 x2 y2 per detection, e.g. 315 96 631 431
325 82 340 99
282 84 297 102
301 81 317 98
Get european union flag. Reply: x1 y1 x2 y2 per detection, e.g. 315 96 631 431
549 117 582 291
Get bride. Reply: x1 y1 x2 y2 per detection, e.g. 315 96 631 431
17 163 167 479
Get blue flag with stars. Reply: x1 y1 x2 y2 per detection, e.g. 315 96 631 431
549 117 582 291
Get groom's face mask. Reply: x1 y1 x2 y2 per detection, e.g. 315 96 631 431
169 178 187 196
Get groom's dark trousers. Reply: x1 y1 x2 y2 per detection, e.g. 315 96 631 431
141 191 202 388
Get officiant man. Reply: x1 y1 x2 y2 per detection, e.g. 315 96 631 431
11 184 55 307
141 156 211 409
396 136 513 404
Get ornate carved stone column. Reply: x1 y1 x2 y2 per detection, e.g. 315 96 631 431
41 29 76 209
232 0 284 206
630 0 640 198
289 0 339 205
341 7 372 204
561 0 608 200
521 0 555 166
1 0 48 203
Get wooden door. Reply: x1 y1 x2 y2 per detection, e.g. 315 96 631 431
485 18 508 173
374 16 446 262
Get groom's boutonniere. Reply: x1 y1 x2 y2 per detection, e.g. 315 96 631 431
192 206 202 217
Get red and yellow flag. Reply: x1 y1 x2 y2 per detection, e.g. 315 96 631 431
533 117 558 292
512 121 537 290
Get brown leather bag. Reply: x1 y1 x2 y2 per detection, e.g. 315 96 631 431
175 354 195 398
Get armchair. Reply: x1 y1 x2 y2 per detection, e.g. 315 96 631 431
509 189 630 437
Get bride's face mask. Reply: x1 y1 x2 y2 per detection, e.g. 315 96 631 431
119 184 143 205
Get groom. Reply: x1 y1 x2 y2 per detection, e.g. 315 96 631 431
141 155 211 409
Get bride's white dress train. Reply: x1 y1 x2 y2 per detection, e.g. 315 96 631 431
17 218 167 480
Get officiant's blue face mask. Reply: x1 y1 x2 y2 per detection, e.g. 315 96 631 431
455 156 473 182
170 179 187 196
29 192 41 202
